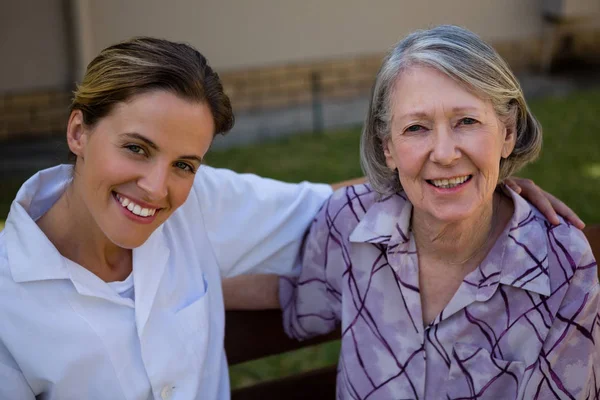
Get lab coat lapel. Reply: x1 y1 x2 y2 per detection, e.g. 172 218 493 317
133 226 170 335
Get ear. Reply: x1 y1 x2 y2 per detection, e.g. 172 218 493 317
66 110 89 158
501 124 517 159
383 136 397 170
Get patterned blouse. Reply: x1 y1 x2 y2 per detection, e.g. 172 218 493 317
280 184 599 399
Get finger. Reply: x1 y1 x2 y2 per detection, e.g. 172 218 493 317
517 179 560 224
514 178 561 225
531 194 561 226
504 179 522 194
544 192 585 229
508 177 585 228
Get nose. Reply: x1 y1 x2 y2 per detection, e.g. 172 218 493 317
429 125 460 166
137 163 169 201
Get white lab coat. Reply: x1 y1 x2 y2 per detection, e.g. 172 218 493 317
0 164 331 400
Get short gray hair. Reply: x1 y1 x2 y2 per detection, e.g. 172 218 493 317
360 25 542 196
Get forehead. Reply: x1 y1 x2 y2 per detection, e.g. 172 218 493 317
390 66 492 114
101 91 215 151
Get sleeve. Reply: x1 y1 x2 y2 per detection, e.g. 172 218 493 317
521 248 600 399
193 165 332 278
279 193 346 341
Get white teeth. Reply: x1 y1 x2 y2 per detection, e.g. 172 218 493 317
115 193 158 217
431 175 470 189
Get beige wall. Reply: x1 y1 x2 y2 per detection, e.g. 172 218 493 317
0 0 70 92
80 0 600 73
2 0 599 91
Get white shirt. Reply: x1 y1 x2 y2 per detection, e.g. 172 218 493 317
108 272 135 301
0 164 331 400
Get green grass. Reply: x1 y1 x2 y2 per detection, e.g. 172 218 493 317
0 89 599 388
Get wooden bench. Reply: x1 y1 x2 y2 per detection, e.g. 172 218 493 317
226 225 600 399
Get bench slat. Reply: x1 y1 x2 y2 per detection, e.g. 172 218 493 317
225 309 341 365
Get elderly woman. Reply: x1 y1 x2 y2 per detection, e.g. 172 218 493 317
0 35 584 399
276 26 599 399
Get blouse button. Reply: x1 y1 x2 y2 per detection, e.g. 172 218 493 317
160 385 174 400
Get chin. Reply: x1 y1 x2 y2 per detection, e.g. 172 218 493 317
106 231 152 250
428 206 477 223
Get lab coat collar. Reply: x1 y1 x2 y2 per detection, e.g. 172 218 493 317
5 165 74 283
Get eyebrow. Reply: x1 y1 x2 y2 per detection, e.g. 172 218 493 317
450 106 480 114
398 111 429 120
396 107 481 120
122 132 203 163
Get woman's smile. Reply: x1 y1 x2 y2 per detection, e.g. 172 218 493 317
112 191 161 224
426 174 473 193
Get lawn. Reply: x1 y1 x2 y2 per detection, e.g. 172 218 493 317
0 89 599 388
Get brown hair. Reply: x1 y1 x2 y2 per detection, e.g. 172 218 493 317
71 36 234 137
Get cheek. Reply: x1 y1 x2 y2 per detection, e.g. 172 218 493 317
472 136 503 169
89 156 134 190
394 140 425 177
170 179 195 208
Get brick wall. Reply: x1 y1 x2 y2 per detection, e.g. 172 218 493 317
0 90 71 140
220 54 382 112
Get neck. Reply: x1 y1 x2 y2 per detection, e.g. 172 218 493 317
412 192 503 269
37 180 132 282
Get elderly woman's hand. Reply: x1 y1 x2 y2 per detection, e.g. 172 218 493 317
504 177 585 229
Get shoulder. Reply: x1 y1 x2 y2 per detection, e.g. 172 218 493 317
192 164 301 195
507 192 596 291
546 218 597 293
524 204 598 301
529 204 595 271
315 183 398 237
191 165 331 209
321 182 377 218
192 164 244 191
170 166 244 226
